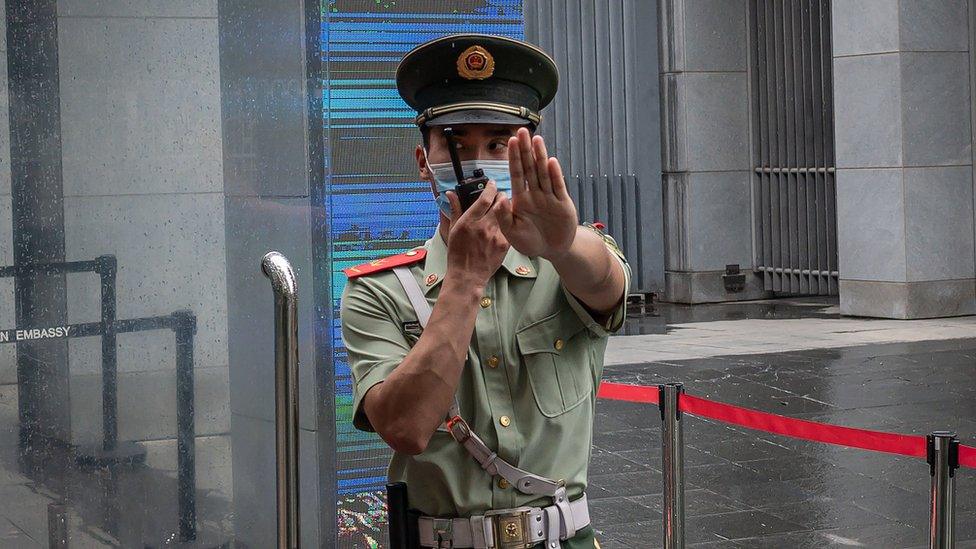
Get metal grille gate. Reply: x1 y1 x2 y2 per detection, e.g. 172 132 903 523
525 0 664 294
749 0 838 295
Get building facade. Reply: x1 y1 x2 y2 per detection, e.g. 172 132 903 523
0 1 974 547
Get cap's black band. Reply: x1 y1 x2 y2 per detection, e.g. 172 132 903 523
414 102 542 127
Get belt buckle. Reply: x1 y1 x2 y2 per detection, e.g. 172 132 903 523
485 507 533 549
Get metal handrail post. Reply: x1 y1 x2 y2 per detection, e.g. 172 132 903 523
928 431 959 549
659 383 685 549
262 252 301 549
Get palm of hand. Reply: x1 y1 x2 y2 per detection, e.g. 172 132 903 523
504 181 578 259
497 128 580 261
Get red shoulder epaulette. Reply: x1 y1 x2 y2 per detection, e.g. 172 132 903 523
343 249 427 279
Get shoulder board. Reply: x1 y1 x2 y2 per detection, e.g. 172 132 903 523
343 249 427 279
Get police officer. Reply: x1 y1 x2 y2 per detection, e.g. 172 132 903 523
340 34 631 549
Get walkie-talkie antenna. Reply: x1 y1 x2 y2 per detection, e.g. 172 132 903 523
442 127 466 184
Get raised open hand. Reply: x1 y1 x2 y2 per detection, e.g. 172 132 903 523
496 127 579 261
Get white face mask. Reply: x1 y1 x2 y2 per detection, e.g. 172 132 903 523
423 148 512 218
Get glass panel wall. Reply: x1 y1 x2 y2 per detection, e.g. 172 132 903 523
2 1 241 546
1 1 525 547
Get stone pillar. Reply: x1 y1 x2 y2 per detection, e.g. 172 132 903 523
219 1 332 546
832 0 976 318
659 0 771 303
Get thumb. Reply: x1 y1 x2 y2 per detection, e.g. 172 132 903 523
495 192 514 234
446 190 462 221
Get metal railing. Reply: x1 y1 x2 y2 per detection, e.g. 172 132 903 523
655 383 960 549
0 256 198 543
262 251 302 549
748 0 838 296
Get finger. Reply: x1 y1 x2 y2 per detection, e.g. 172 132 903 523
446 190 462 221
508 136 525 196
532 135 552 194
518 127 539 192
494 192 514 235
547 157 571 201
466 179 498 219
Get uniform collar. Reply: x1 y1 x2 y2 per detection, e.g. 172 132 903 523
422 223 538 295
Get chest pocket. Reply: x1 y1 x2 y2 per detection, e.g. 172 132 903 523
516 307 591 417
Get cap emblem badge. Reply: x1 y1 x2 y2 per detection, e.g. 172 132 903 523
457 45 495 80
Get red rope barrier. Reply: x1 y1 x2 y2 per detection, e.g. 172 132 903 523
597 382 976 468
597 381 659 404
961 444 976 469
679 393 927 459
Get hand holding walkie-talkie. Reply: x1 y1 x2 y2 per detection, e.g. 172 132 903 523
443 127 490 212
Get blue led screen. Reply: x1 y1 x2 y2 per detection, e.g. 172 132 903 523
322 2 524 546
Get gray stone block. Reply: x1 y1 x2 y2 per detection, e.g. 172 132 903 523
666 171 753 273
142 434 232 499
900 52 972 167
224 195 318 430
904 166 975 281
680 0 747 72
657 0 685 73
68 366 229 445
835 168 907 281
685 171 753 271
58 17 222 197
839 278 976 319
833 54 903 168
663 173 688 271
898 0 968 52
0 52 9 198
667 73 750 172
0 0 5 54
659 74 681 173
230 415 322 548
218 0 313 198
0 197 12 384
662 270 772 304
229 413 276 549
63 194 228 376
57 0 217 18
831 0 899 57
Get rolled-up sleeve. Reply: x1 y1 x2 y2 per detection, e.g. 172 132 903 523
340 279 411 432
562 230 632 337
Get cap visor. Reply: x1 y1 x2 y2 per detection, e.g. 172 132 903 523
425 109 530 126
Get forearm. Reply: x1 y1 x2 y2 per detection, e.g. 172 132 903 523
364 275 482 454
549 226 625 313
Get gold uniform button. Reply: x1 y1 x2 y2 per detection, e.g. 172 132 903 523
498 478 510 489
499 415 511 427
487 355 500 368
554 338 564 351
480 296 492 308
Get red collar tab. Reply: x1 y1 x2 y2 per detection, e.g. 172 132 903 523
343 249 427 279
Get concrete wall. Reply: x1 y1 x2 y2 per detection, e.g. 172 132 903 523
0 0 231 496
0 0 12 385
832 0 976 318
659 0 769 303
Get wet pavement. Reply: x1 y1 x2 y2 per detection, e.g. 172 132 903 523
590 335 976 548
2 297 974 547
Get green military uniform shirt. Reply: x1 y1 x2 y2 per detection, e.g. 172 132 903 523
340 223 631 547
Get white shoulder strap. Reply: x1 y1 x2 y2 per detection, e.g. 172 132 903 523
392 266 432 327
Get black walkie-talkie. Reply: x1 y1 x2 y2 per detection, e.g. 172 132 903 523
443 127 489 212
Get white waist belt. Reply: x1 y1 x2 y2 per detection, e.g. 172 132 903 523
417 493 590 549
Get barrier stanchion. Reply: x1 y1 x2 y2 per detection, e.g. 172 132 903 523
659 383 685 549
262 252 301 549
928 431 959 549
174 310 197 543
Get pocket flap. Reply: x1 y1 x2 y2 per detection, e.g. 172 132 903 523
515 307 585 355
